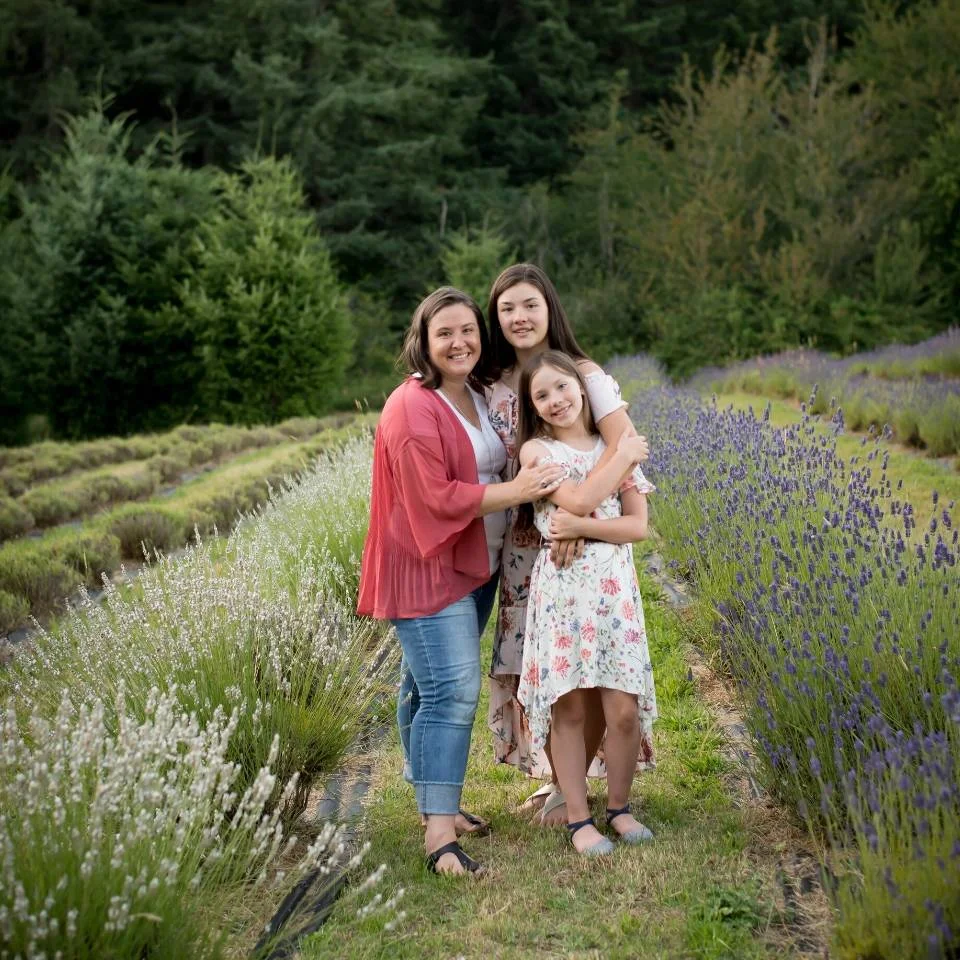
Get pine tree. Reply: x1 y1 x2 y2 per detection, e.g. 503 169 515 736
171 158 352 423
3 103 219 438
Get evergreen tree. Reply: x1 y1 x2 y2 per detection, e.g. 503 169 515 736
171 158 352 424
441 224 515 305
3 103 218 439
1 0 501 307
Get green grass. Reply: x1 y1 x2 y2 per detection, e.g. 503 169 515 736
303 564 819 959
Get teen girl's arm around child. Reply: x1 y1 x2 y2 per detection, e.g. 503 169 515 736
578 360 646 479
516 431 648 519
547 485 648 545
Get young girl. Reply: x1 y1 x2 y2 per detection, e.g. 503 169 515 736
516 351 657 856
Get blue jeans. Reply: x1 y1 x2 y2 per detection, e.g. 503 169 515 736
392 573 498 815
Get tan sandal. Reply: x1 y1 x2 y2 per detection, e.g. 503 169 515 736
518 781 556 812
538 788 568 826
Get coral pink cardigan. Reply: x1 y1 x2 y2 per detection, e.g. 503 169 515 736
357 377 490 620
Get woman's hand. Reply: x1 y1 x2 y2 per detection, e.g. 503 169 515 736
512 459 567 502
616 431 649 464
548 507 584 541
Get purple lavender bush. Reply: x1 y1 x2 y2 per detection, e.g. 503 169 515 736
624 361 959 958
686 329 960 458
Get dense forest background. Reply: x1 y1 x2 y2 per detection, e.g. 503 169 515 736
1 0 958 441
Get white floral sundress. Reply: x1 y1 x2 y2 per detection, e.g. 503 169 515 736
515 436 657 760
486 374 655 776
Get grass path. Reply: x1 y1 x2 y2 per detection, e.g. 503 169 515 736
302 559 826 959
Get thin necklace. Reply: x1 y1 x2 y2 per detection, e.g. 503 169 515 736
440 385 480 428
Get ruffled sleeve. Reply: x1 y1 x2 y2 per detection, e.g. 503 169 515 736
585 372 628 422
622 463 656 495
394 435 485 559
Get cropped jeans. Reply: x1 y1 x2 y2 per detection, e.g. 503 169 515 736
392 573 498 815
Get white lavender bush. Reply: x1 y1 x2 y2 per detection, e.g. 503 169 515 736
1 435 401 956
0 688 384 959
4 436 392 816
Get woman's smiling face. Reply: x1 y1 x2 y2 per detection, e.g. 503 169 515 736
495 281 549 352
426 303 482 383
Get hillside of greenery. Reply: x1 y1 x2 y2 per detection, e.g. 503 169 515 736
1 0 959 443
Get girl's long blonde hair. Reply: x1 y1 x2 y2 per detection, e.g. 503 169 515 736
514 351 597 533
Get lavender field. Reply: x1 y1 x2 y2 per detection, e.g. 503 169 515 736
616 355 960 959
687 330 960 459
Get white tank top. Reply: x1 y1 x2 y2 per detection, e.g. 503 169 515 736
438 386 508 575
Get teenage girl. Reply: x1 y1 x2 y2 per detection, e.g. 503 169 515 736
515 351 657 855
485 262 652 824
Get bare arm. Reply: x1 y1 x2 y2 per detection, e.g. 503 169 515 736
519 437 645 518
577 361 647 482
548 487 648 544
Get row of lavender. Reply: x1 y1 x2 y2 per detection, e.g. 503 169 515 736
687 329 960 458
614 357 959 959
0 438 399 958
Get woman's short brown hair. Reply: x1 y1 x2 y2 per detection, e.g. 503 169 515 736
486 263 589 377
399 286 493 390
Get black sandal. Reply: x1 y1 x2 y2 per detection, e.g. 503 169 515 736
566 817 614 856
426 840 485 875
606 804 654 844
457 808 491 837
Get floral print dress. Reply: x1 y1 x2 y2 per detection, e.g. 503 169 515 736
486 374 655 775
515 436 658 762
486 379 552 774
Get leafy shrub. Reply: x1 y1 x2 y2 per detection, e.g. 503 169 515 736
0 496 33 540
274 417 325 440
172 425 205 444
245 426 285 448
51 532 121 587
0 465 31 497
146 453 189 483
17 486 84 527
107 507 184 559
0 588 29 633
183 440 215 466
917 394 960 457
0 551 75 611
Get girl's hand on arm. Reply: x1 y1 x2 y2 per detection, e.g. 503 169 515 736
548 507 585 541
567 488 648 544
550 535 584 568
616 430 649 464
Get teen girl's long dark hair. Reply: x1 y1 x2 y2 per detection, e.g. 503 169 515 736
513 350 597 533
486 263 589 377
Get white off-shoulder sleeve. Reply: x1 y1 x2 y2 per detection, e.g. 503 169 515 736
584 372 628 422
